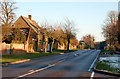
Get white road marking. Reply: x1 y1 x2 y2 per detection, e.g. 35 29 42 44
88 51 99 71
15 64 55 79
74 54 78 56
28 69 34 72
90 72 95 79
58 60 65 63
14 50 92 79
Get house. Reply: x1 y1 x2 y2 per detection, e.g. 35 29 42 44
11 15 48 53
69 44 77 49
53 41 77 50
53 42 65 50
99 41 107 50
94 42 100 49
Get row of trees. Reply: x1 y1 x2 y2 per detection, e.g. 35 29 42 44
102 11 120 50
39 19 78 53
0 0 78 53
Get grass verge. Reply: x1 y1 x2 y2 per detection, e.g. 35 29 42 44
101 49 110 53
2 52 60 64
96 61 120 74
2 49 80 64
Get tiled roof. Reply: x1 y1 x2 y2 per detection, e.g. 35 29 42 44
21 16 40 34
13 16 41 34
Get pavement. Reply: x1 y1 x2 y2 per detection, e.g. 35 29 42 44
2 50 120 79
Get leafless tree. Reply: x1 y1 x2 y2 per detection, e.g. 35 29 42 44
117 13 120 44
0 0 17 41
40 18 78 53
62 19 76 50
39 22 48 51
102 11 118 45
0 0 17 25
82 34 95 49
46 24 61 53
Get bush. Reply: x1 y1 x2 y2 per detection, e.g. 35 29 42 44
12 28 26 43
109 46 116 55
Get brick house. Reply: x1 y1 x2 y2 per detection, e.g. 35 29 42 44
12 15 48 52
53 41 77 50
53 42 65 50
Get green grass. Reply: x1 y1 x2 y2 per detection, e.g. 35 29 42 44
101 49 110 53
96 61 120 74
2 49 80 64
100 49 116 55
115 53 120 55
2 52 60 64
102 60 110 63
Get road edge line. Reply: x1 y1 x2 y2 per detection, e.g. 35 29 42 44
88 50 100 72
90 72 95 79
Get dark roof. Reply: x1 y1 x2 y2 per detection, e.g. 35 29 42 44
21 16 40 34
13 16 41 34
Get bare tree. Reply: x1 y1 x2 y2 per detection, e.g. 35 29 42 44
0 0 17 41
40 19 78 53
82 34 95 49
117 13 120 44
62 19 76 50
102 11 118 45
46 24 61 53
39 22 48 52
70 37 78 47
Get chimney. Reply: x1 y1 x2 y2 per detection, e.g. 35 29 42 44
28 15 32 20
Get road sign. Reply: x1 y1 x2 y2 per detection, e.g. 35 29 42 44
79 41 84 45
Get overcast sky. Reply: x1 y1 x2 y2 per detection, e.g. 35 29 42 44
14 1 118 42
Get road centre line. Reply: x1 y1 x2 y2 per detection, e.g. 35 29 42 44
15 50 89 79
15 64 55 79
15 58 65 79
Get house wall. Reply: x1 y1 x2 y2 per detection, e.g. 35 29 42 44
11 43 25 50
57 43 65 50
37 35 48 51
37 34 42 51
69 44 77 49
2 42 35 55
54 42 77 50
11 43 28 54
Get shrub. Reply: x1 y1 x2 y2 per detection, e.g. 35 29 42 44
109 45 116 55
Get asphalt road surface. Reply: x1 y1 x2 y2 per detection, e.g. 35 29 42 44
2 50 120 79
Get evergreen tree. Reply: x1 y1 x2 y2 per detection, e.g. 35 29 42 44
12 28 26 43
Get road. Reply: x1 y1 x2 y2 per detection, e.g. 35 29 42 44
2 50 119 79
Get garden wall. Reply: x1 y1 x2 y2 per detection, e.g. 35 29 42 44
11 43 27 55
2 43 28 55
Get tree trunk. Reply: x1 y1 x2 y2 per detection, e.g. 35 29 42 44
118 14 120 44
50 39 54 53
67 38 70 51
42 35 44 52
118 32 120 44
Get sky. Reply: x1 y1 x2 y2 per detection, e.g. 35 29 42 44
14 1 118 42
